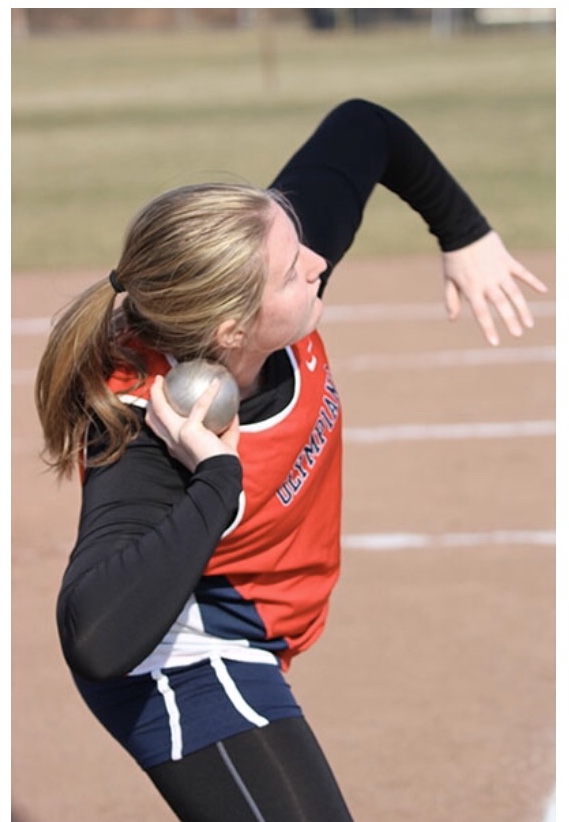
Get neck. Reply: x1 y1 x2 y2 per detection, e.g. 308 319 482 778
224 351 267 401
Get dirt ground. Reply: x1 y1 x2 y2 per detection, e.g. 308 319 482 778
11 251 556 822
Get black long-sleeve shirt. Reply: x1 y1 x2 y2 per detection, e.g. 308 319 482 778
57 99 491 681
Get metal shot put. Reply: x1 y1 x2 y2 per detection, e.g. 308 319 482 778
164 360 240 434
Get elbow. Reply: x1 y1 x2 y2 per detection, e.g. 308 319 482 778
331 98 382 117
60 640 130 683
56 598 132 682
325 98 397 133
58 627 130 682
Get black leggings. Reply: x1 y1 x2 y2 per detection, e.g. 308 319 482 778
146 716 354 822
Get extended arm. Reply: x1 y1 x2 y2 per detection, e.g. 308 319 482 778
270 98 547 344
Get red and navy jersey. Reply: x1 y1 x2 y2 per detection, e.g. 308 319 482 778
107 332 342 673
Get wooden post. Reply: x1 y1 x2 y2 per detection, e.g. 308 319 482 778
257 9 278 92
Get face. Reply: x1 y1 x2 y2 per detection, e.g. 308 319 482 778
246 202 327 356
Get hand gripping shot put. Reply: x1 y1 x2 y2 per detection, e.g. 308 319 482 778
164 360 240 433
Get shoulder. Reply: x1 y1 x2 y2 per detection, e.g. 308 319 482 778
108 338 171 405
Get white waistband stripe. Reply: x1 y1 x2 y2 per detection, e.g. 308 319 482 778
210 655 269 728
152 670 183 761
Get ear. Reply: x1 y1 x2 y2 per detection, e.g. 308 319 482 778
215 319 246 351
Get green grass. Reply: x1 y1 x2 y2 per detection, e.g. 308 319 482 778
12 25 555 270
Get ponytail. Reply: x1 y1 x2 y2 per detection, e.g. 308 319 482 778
35 277 141 479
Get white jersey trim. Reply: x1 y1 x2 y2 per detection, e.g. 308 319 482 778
239 346 300 433
128 595 278 676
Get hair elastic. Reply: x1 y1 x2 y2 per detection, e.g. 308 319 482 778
109 269 126 294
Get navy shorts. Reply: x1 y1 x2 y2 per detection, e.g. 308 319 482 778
73 656 302 769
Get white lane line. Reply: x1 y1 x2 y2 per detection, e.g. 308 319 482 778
342 530 555 551
12 368 38 385
13 420 555 452
11 300 556 335
12 317 54 335
48 530 556 557
12 348 556 387
334 346 555 371
322 300 556 323
344 420 555 443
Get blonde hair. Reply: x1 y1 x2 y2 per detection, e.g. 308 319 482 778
35 183 292 478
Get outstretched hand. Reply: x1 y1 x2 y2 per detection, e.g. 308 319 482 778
441 230 548 346
146 375 240 473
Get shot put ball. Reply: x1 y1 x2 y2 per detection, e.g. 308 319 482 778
164 360 240 434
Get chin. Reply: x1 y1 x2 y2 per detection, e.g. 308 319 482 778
311 297 324 328
289 301 324 346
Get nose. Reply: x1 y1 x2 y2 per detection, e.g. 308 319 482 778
302 246 328 283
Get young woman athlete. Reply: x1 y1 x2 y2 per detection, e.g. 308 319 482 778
35 99 547 821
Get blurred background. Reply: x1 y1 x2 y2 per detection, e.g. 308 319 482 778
12 7 555 271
